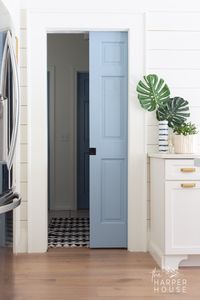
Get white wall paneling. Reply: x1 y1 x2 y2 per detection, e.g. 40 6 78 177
146 12 200 31
148 50 200 70
20 163 28 182
20 182 27 200
146 11 200 241
147 31 200 50
20 125 28 144
22 0 200 13
146 11 200 166
17 9 28 252
146 70 200 88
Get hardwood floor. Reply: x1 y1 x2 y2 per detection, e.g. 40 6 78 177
0 248 200 299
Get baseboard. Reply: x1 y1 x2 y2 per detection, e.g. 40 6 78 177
149 240 163 268
149 241 189 269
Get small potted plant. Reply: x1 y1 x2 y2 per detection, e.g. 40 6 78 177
173 122 198 154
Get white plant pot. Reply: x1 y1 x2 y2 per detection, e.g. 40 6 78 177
173 134 198 154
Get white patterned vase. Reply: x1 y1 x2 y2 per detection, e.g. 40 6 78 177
158 120 168 152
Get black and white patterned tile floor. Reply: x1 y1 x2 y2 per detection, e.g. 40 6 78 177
48 217 89 248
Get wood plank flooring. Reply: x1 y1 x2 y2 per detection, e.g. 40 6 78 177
0 248 200 299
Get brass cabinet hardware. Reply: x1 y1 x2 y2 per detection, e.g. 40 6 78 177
181 183 196 188
180 168 196 173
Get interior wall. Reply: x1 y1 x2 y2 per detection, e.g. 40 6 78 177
23 0 200 12
47 34 89 210
145 12 200 232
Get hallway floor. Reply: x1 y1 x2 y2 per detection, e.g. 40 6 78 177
48 217 89 248
0 248 200 299
48 210 89 248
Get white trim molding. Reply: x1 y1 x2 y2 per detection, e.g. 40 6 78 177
27 11 147 252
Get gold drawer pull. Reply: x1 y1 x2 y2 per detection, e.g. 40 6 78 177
181 183 196 188
180 168 196 173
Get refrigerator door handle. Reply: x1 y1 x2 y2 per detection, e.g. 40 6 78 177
6 32 20 170
0 193 21 214
0 31 20 170
0 190 13 206
0 33 9 164
0 35 8 99
0 97 8 162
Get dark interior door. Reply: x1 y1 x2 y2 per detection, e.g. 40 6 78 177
77 72 89 209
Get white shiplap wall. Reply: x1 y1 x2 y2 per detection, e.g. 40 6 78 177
146 12 200 225
19 9 28 252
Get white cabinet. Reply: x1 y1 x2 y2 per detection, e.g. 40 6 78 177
149 153 200 269
165 181 200 254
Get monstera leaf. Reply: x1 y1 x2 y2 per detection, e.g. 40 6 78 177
156 97 190 128
136 74 170 111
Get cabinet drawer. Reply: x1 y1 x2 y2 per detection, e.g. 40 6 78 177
165 159 200 180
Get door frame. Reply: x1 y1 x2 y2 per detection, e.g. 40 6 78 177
27 11 147 253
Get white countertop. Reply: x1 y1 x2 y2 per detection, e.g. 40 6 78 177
148 153 200 159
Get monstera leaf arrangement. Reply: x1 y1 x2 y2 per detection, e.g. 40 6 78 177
137 74 170 111
136 74 190 128
156 97 190 128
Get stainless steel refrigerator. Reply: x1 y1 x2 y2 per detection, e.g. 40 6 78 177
0 31 21 249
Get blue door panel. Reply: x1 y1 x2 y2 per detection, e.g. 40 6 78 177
89 32 128 248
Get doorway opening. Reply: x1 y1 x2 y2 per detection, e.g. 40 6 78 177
47 33 89 248
47 31 128 249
